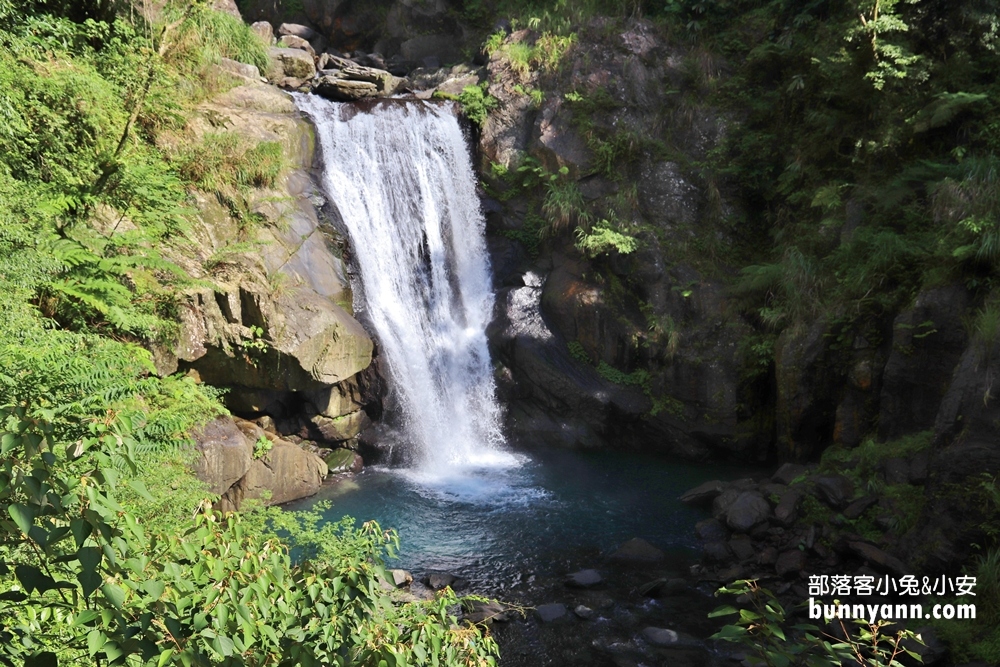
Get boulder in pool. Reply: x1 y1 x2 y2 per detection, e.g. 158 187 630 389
535 603 568 623
610 538 665 564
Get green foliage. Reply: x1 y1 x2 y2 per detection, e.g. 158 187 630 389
574 219 639 258
174 132 284 191
820 431 933 483
932 546 1000 664
733 248 823 329
675 0 1000 338
458 82 498 127
711 579 925 667
499 211 547 257
166 3 269 73
544 178 589 231
0 405 501 667
486 30 576 77
252 435 273 460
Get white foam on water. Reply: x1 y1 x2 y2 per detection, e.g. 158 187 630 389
296 95 523 482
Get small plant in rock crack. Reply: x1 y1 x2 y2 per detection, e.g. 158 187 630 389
239 324 268 365
253 434 273 459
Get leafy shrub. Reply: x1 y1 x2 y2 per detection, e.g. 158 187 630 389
574 219 639 257
711 579 925 667
458 83 498 126
0 406 501 667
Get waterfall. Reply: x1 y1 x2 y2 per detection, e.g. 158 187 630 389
296 95 513 473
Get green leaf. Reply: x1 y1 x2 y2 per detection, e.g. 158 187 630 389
87 629 107 656
708 605 739 617
101 583 126 609
15 565 56 594
27 526 49 549
78 546 101 574
128 479 154 501
8 503 37 534
156 649 175 667
70 519 92 549
71 610 101 628
24 651 58 667
142 580 165 600
211 636 235 657
711 624 749 641
77 570 101 598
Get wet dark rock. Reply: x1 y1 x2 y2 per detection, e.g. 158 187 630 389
535 603 568 623
774 489 802 526
566 569 602 588
725 492 772 532
848 542 907 576
909 450 930 483
775 550 806 578
843 495 878 520
464 600 508 624
640 627 680 646
695 518 728 543
774 319 843 461
610 538 665 564
772 462 809 485
760 482 788 500
425 572 468 591
703 541 731 563
813 475 855 509
757 546 779 566
573 604 595 620
712 488 742 520
728 537 756 562
679 479 725 506
883 457 910 485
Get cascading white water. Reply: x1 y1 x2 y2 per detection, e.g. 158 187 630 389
296 95 515 474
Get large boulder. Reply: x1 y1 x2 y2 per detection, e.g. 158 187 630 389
313 54 401 101
238 440 327 505
610 538 665 564
193 417 327 511
725 492 772 532
148 80 378 434
192 417 253 495
267 47 316 81
277 34 316 57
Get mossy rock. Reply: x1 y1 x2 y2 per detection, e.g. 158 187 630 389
324 448 362 474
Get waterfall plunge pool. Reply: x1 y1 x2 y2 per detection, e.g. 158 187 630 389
285 448 749 595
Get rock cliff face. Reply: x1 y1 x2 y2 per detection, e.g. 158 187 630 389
479 23 759 459
157 74 383 502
